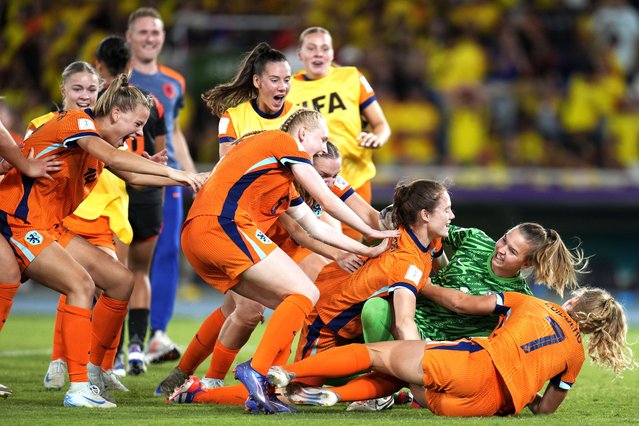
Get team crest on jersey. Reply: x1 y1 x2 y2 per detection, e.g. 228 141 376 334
404 264 423 285
77 118 95 130
25 231 43 246
312 202 323 217
255 230 272 244
334 176 348 190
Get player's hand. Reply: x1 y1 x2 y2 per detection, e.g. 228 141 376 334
357 132 384 149
24 149 62 180
378 203 395 230
365 237 390 258
143 149 168 165
335 252 365 273
363 227 400 241
168 169 207 193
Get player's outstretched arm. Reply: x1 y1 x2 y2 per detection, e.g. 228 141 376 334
420 281 497 315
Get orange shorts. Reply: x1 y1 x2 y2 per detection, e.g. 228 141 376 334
0 212 76 273
62 214 115 251
294 311 356 361
181 213 277 293
421 340 509 416
341 180 371 240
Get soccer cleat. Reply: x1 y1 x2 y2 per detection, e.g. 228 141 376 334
267 366 295 387
127 344 147 375
244 393 299 414
0 384 13 398
87 362 105 393
44 359 67 391
167 376 205 403
284 382 338 407
112 353 126 378
234 359 276 414
103 369 129 392
145 330 181 364
345 395 395 411
63 384 116 408
201 377 225 389
394 389 413 405
157 367 189 397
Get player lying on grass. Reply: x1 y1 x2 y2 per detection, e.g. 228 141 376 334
170 284 636 416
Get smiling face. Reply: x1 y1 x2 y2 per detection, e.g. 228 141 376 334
61 72 99 111
491 227 532 277
254 60 291 114
104 104 150 147
299 119 329 157
298 31 334 79
425 191 454 239
313 155 341 187
127 16 165 64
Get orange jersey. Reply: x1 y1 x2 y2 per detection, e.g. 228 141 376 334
0 109 102 227
186 130 311 232
474 292 584 414
298 228 443 358
267 174 355 252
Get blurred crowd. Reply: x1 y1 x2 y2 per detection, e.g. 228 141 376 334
3 0 639 169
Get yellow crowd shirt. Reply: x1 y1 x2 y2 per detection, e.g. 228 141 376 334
289 66 376 189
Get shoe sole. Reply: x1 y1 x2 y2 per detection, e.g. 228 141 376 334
146 347 181 364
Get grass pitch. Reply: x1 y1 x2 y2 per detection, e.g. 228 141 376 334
0 315 637 425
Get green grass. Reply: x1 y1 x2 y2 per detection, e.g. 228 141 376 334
1 315 638 424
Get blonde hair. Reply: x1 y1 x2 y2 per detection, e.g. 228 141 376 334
515 223 588 297
93 74 153 118
231 108 324 147
298 26 332 47
567 287 637 376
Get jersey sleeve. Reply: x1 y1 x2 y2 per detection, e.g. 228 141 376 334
151 95 168 137
358 72 377 110
431 237 444 259
218 111 238 144
59 113 101 147
387 256 425 295
331 175 355 201
289 182 304 207
275 134 312 169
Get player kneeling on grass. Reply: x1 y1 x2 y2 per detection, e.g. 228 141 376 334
257 285 635 416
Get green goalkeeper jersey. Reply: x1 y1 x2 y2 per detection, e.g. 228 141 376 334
415 225 531 340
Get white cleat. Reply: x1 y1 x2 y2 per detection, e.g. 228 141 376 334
103 369 129 392
44 359 67 391
267 366 295 387
0 384 13 398
284 382 338 407
63 384 116 408
346 396 394 411
200 377 224 389
87 362 105 393
145 331 181 364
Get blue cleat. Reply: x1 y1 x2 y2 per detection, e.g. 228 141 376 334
234 359 276 414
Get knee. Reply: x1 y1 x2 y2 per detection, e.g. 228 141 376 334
68 271 96 301
234 299 265 327
361 298 391 324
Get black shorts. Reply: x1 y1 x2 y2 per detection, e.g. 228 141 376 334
127 186 163 241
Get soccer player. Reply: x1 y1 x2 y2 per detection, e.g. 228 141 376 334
179 108 397 413
157 141 379 395
127 7 196 363
0 74 205 407
288 26 391 240
265 285 636 416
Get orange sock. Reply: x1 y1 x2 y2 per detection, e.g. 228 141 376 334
330 372 404 401
0 283 19 333
102 323 123 370
62 304 92 382
251 294 313 375
206 340 240 379
284 343 371 380
178 307 226 375
194 383 247 405
90 295 128 366
51 295 66 360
